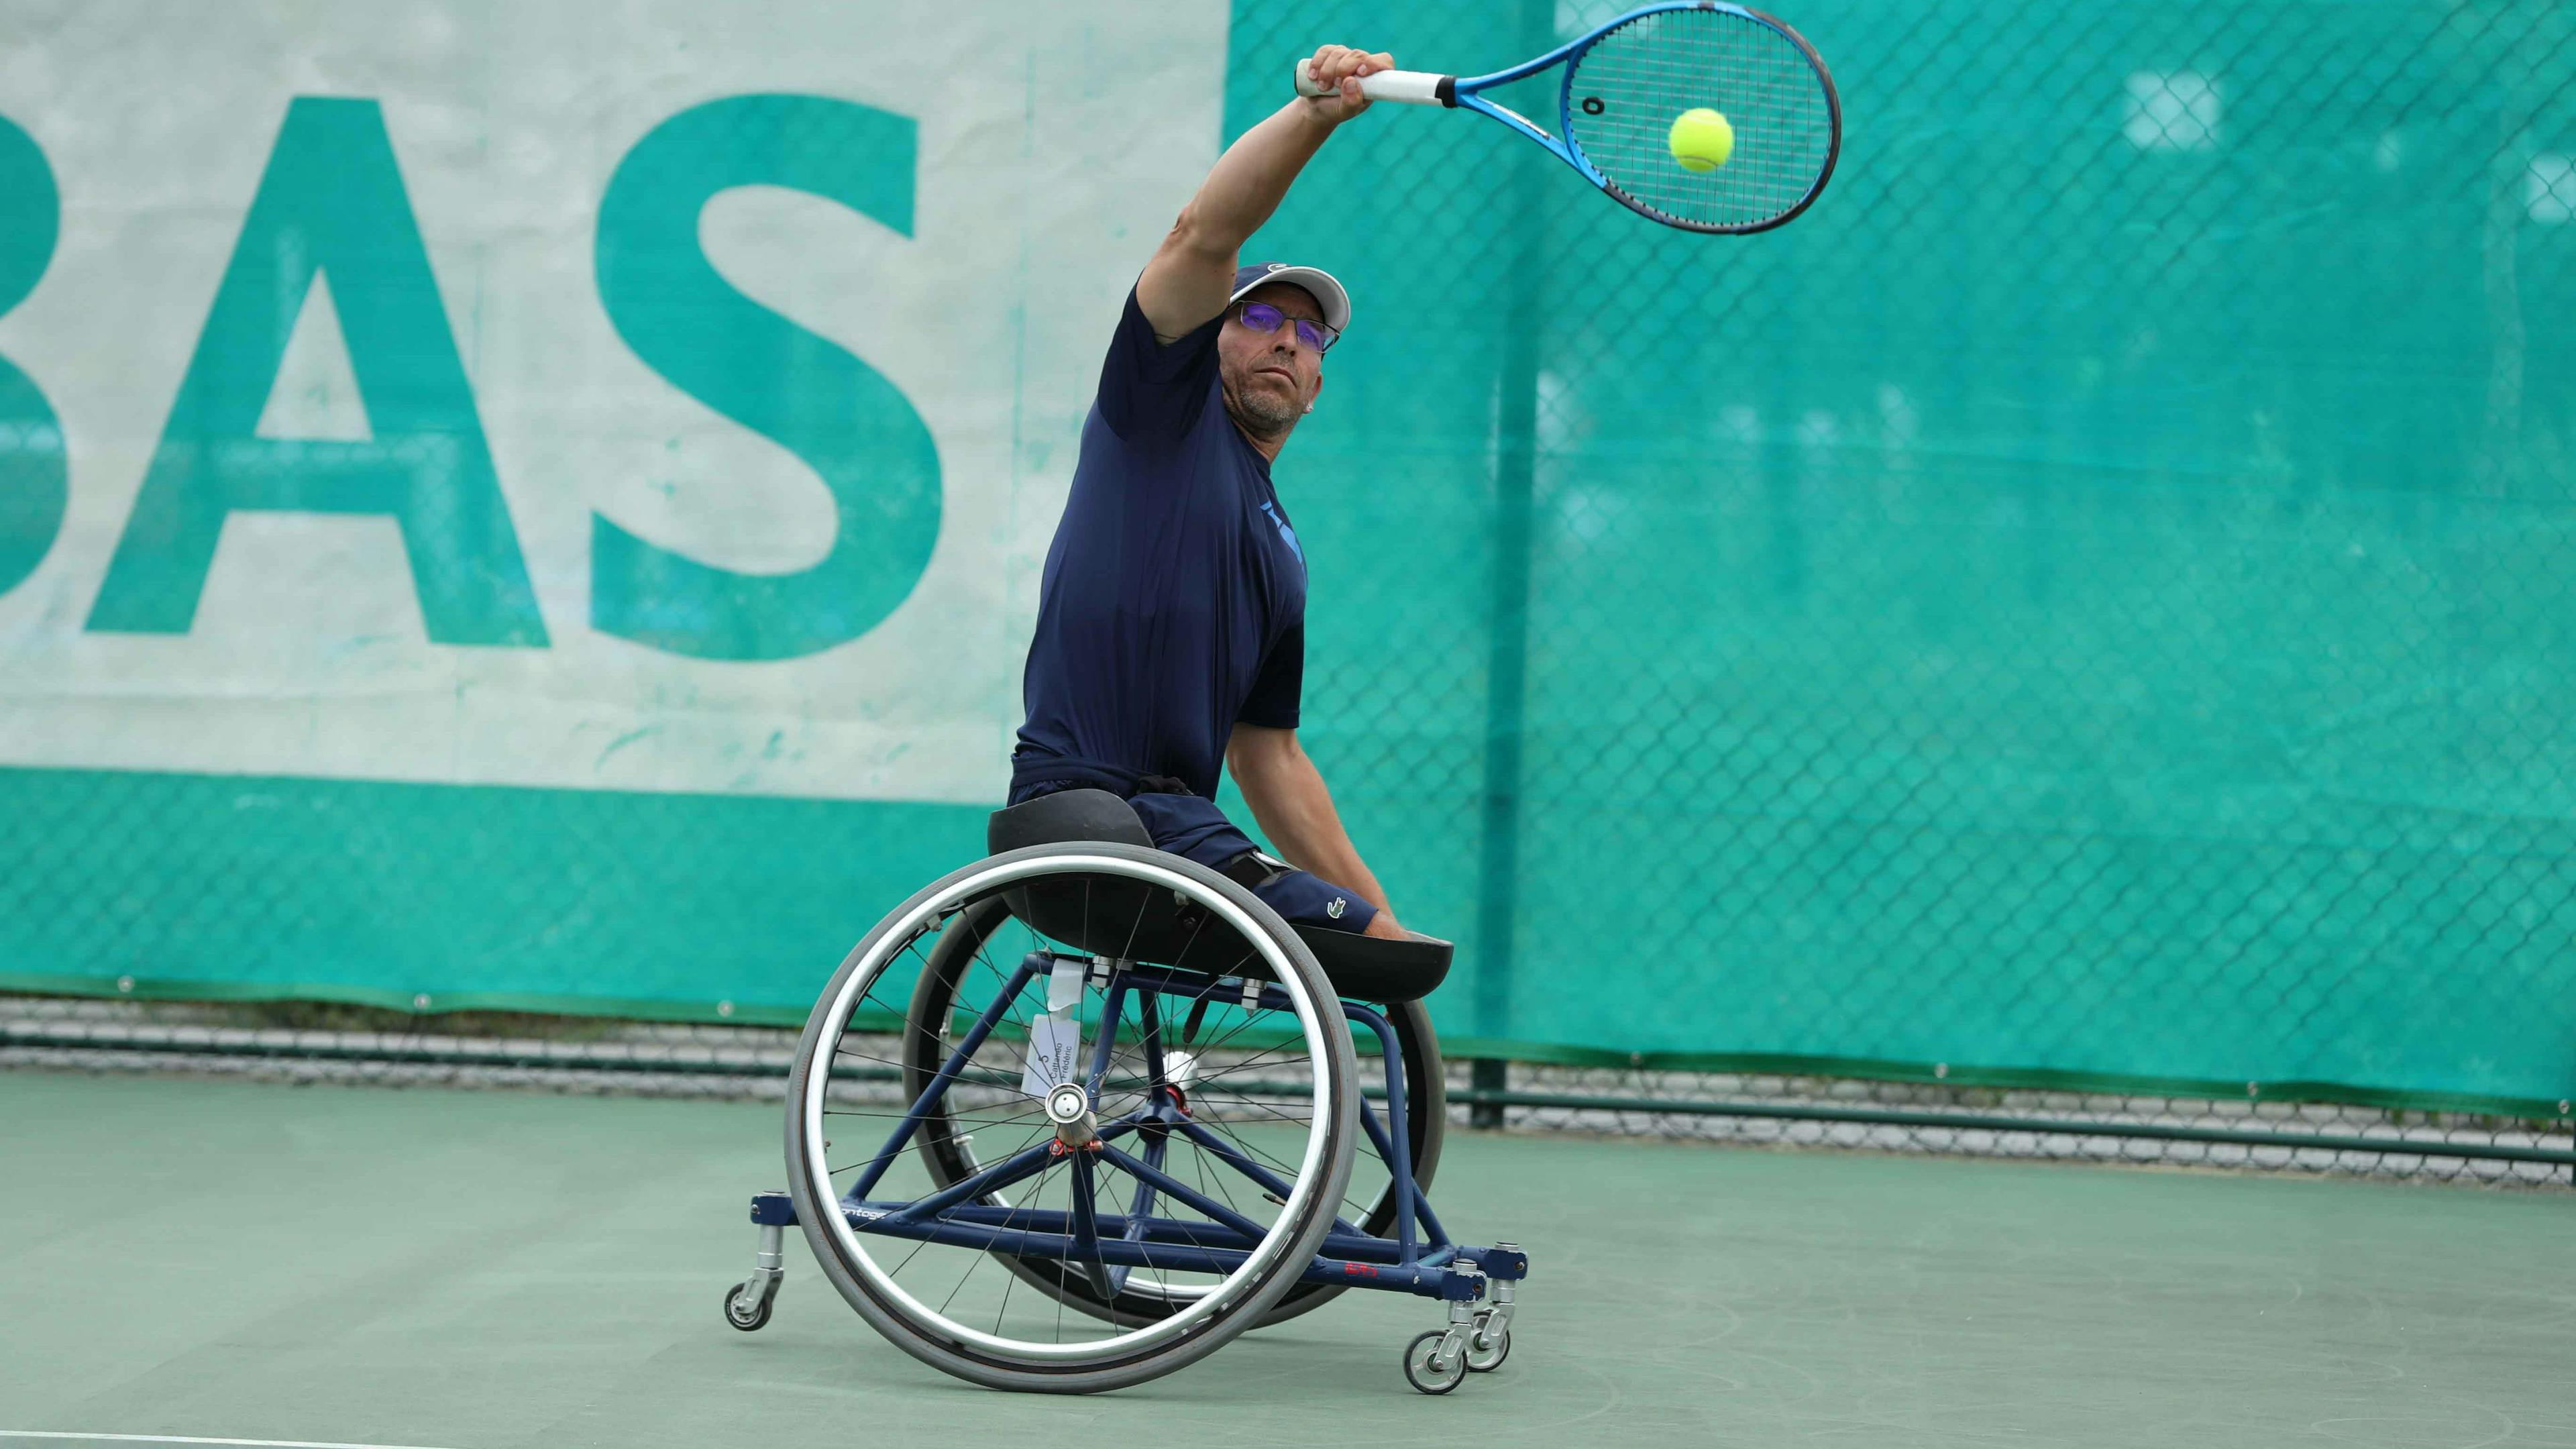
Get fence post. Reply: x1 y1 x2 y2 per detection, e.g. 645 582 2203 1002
1469 1058 1509 1129
1469 0 1559 1129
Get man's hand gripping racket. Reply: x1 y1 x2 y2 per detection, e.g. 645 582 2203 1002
1295 2 1839 234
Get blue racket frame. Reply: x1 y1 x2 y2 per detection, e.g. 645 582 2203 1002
1437 0 1840 234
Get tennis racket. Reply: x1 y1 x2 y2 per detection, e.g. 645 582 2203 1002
1294 2 1839 234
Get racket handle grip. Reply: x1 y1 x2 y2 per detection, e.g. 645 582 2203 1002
1293 60 1454 107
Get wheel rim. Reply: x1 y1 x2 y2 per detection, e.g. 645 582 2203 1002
799 850 1347 1366
1409 1332 1464 1388
914 904 1434 1320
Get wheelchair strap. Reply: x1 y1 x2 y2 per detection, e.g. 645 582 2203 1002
1218 851 1287 893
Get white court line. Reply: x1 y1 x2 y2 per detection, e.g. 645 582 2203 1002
2 1423 464 1433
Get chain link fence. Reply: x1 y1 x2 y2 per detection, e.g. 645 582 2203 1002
1230 0 2576 1124
3 0 2575 1177
9 994 2567 1186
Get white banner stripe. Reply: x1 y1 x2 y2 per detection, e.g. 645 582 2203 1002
0 1432 464 1449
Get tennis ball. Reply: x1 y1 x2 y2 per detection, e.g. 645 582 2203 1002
1669 107 1735 172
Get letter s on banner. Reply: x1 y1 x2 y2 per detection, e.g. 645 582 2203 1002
592 95 941 661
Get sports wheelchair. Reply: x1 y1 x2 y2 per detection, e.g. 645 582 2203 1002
722 788 1529 1393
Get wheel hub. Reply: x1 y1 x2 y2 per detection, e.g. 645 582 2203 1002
1044 1081 1098 1148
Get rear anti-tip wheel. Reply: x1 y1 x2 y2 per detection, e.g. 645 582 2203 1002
1465 1320 1510 1372
1403 1329 1466 1394
724 1282 772 1332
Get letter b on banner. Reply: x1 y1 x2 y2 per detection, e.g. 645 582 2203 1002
0 115 65 602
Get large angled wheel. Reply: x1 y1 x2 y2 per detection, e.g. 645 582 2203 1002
786 843 1359 1393
906 896 1444 1331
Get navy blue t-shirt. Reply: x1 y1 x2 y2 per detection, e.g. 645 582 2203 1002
1010 289 1310 802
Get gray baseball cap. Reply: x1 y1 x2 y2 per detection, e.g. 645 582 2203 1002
1229 260 1351 334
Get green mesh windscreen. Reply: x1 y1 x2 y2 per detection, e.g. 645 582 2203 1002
1218 0 2576 1112
1 0 2571 1116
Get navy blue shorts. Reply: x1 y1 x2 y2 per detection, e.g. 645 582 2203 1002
1127 792 1379 935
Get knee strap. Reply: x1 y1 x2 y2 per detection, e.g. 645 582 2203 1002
1217 850 1288 892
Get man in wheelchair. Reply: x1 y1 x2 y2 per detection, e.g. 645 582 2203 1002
733 48 1519 1398
1008 43 1413 945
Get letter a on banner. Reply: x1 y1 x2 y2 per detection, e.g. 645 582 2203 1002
88 97 546 645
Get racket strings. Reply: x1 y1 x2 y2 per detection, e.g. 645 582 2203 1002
1562 7 1835 231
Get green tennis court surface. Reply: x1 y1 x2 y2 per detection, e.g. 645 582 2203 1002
3 1071 2569 1448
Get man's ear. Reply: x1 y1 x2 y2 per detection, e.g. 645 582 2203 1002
1305 370 1325 416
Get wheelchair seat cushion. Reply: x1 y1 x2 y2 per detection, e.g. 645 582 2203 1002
981 789 1452 1004
1287 925 1452 1005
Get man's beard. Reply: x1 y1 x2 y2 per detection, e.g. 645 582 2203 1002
1226 377 1300 437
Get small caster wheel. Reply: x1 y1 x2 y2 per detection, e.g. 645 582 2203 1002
1466 1321 1511 1373
1403 1328 1466 1395
724 1281 772 1332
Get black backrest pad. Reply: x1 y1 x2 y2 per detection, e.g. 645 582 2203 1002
987 790 1222 969
986 788 1152 854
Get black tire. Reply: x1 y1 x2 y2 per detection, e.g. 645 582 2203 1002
723 1283 770 1332
907 898 1446 1331
1403 1328 1466 1394
786 844 1359 1393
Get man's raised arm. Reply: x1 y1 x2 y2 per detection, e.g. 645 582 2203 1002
1134 44 1393 341
1228 723 1409 940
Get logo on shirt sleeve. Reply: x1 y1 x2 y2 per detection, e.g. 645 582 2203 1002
1258 501 1304 564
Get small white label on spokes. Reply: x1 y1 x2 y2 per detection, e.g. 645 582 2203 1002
1021 1013 1082 1099
1022 955 1089 1099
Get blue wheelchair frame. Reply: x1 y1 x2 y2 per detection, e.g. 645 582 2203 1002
741 948 1527 1366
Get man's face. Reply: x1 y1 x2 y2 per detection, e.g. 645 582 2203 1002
1216 282 1328 441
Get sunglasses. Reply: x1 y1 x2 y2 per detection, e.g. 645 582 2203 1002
1230 300 1341 354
